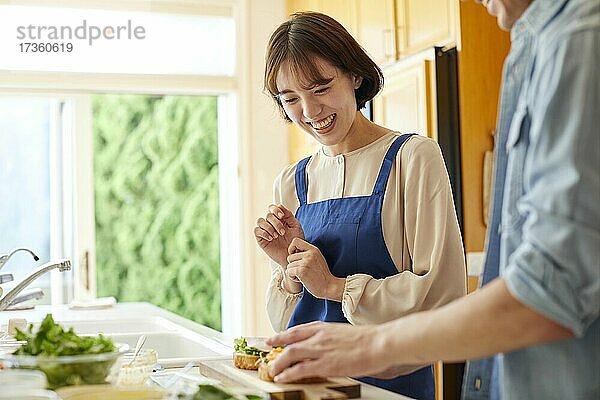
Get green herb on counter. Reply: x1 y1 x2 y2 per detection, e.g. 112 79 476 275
185 384 263 400
233 337 267 358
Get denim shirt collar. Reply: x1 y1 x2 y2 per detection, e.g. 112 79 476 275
511 0 570 41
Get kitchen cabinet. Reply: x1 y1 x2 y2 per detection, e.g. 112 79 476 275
288 0 458 66
316 0 358 37
372 50 436 138
355 0 396 65
358 0 459 63
287 0 358 37
395 0 458 56
284 1 459 73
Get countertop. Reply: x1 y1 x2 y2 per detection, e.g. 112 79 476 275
0 302 413 399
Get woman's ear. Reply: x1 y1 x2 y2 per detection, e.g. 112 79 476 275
353 75 363 89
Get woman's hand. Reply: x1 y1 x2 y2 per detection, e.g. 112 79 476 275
254 204 304 268
286 238 345 301
265 321 386 383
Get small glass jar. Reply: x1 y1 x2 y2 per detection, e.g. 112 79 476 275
117 348 158 386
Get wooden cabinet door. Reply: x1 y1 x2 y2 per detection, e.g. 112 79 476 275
355 0 396 65
287 0 319 13
373 59 434 138
316 0 358 37
396 0 457 56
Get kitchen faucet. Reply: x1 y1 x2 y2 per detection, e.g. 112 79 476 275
0 247 40 271
0 259 71 311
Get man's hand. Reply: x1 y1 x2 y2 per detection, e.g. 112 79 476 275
265 321 387 383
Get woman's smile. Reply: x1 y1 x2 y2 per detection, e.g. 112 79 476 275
308 113 336 134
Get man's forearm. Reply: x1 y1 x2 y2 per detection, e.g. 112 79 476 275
373 278 574 368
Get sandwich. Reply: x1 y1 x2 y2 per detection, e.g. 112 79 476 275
257 346 283 381
233 337 268 370
257 347 326 383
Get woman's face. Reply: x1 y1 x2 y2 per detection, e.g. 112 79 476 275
275 58 362 149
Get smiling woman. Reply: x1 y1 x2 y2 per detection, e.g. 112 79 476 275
254 11 467 400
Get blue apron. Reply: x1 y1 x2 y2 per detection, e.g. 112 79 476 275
288 134 435 400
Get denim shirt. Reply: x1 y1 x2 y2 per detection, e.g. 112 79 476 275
462 0 600 399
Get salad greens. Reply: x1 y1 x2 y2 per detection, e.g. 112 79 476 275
12 314 118 389
187 384 263 400
14 314 115 356
233 337 267 357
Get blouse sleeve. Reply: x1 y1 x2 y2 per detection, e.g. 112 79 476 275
341 138 467 325
266 264 302 332
265 164 302 332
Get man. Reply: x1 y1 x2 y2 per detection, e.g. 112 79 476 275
266 0 600 399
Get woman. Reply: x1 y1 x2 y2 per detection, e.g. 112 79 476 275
253 12 466 400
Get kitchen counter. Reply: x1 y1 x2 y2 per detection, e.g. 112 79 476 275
0 302 413 399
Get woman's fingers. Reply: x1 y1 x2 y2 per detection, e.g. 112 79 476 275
253 226 272 242
266 212 285 236
288 237 313 254
268 204 285 219
286 265 302 283
255 217 278 240
276 204 295 219
286 251 305 263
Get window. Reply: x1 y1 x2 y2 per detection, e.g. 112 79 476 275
92 94 222 330
0 2 238 330
0 96 74 304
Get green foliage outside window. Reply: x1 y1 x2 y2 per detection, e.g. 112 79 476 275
93 94 221 330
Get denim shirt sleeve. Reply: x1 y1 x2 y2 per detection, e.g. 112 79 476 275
503 28 600 337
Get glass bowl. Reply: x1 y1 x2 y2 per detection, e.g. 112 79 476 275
0 344 128 390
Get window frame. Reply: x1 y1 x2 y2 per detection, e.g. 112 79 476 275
0 0 242 334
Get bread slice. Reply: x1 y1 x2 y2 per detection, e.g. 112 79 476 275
233 352 260 370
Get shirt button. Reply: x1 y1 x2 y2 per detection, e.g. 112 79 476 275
474 377 482 391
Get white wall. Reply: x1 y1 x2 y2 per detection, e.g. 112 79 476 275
237 0 289 336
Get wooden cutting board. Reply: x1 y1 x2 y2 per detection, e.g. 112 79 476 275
198 358 361 400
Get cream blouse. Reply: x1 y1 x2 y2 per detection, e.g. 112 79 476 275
266 133 466 332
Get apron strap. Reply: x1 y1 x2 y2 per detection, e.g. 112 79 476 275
295 156 312 206
372 134 415 196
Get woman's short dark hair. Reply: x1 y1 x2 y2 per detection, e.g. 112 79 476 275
264 11 384 121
